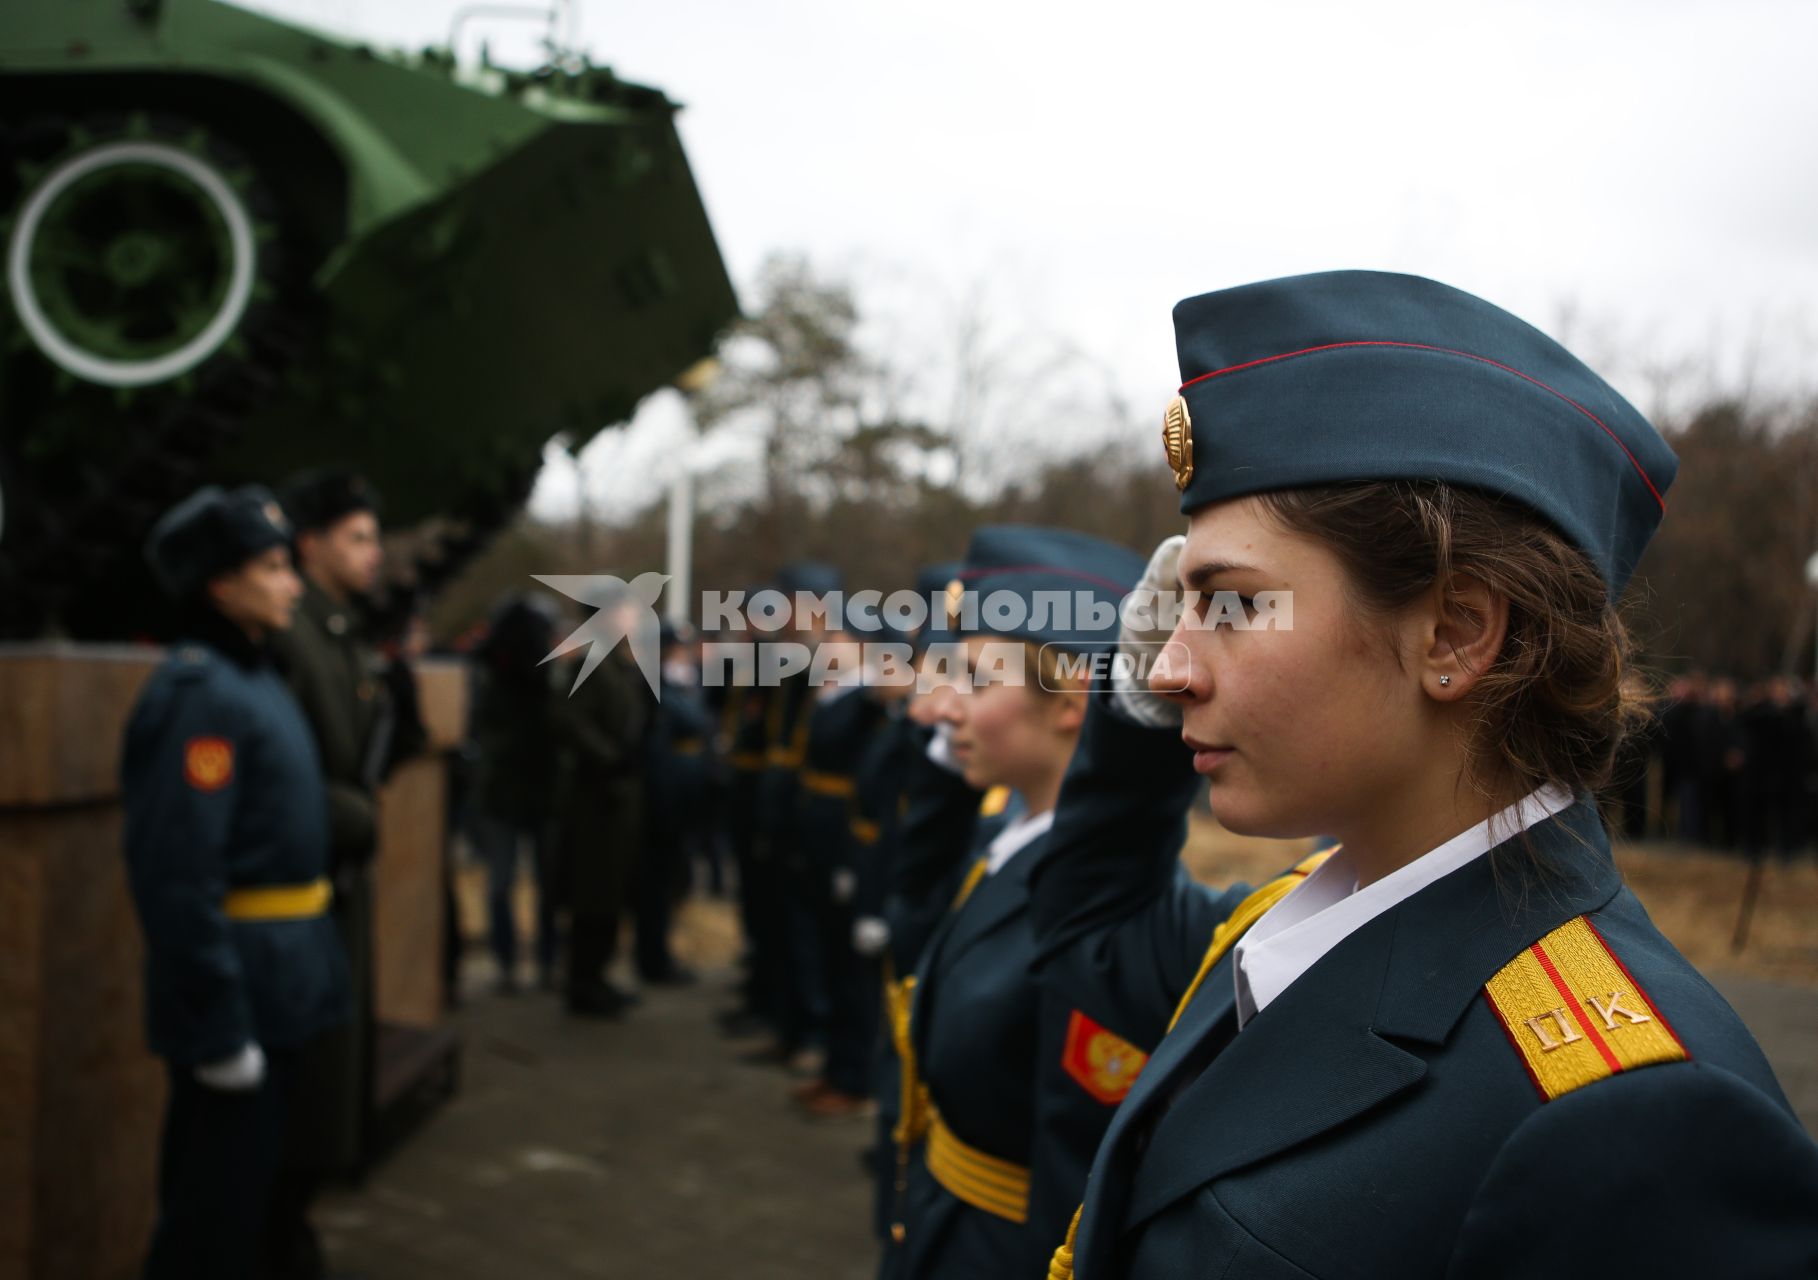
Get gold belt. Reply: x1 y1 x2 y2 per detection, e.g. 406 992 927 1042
800 769 856 798
729 750 767 770
926 1110 1031 1224
224 878 333 921
886 859 998 1244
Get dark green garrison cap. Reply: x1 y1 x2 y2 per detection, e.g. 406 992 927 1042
1165 270 1678 596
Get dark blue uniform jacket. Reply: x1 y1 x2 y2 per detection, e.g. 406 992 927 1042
1030 690 1818 1280
874 739 1020 1265
900 815 1169 1280
121 634 351 1066
851 709 924 928
795 685 890 891
647 677 716 844
756 670 815 859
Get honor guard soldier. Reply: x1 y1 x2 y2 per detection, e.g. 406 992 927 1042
750 560 843 1067
874 706 1020 1279
124 486 351 1279
884 526 1147 1280
554 588 655 1017
467 595 565 991
861 561 968 990
715 600 777 1037
790 624 898 1119
270 468 389 1208
638 621 714 985
1030 271 1818 1280
845 564 957 1232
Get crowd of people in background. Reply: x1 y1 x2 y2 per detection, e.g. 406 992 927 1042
1619 672 1818 860
448 595 714 1015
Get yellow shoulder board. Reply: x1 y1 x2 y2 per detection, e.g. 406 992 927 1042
979 785 1011 817
1483 915 1688 1103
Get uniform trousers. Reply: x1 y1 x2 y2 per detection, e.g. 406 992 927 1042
145 1049 315 1280
818 903 879 1096
636 832 687 980
777 855 830 1051
471 815 558 980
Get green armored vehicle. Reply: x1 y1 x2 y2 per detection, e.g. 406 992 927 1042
0 0 736 635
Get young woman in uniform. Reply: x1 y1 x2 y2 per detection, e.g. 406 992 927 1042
1030 271 1818 1280
883 524 1160 1280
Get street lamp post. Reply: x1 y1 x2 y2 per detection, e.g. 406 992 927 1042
665 358 720 628
1806 551 1818 684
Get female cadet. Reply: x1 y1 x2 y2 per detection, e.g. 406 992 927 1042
886 525 1155 1280
1029 270 1818 1280
125 486 351 1277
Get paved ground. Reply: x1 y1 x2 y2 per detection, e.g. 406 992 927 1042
321 963 880 1280
321 906 1818 1278
1711 973 1818 1135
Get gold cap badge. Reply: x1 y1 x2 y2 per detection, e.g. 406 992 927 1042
1162 395 1194 491
943 578 966 628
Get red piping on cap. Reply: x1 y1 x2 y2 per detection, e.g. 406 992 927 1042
955 564 1132 595
1178 340 1665 511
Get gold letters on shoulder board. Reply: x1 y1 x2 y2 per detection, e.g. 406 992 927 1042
1162 395 1194 491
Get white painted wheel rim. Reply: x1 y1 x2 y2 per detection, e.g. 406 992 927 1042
5 140 258 388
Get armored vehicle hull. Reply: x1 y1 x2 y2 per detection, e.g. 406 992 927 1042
1 0 737 635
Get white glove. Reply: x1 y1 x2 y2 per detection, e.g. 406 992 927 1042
852 916 891 957
926 723 966 774
1113 535 1187 728
195 1042 267 1092
831 868 858 904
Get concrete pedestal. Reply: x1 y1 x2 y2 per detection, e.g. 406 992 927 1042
0 643 467 1280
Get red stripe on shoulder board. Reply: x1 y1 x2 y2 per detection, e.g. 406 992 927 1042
1177 340 1665 512
1528 940 1623 1075
1583 917 1690 1061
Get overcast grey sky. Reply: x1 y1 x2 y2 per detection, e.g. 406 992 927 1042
242 0 1818 519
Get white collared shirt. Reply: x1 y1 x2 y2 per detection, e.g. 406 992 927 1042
1232 785 1576 1027
984 807 1053 877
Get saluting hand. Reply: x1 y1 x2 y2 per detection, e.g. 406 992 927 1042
1113 535 1187 729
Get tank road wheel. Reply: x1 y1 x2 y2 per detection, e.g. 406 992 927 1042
0 115 311 636
6 133 261 388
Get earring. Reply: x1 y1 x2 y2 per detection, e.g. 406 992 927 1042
1439 676 1452 687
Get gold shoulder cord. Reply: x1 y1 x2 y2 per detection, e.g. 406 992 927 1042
1047 847 1335 1279
888 856 992 1244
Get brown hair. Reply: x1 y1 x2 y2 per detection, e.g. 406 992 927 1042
1257 481 1652 812
1022 641 1091 696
